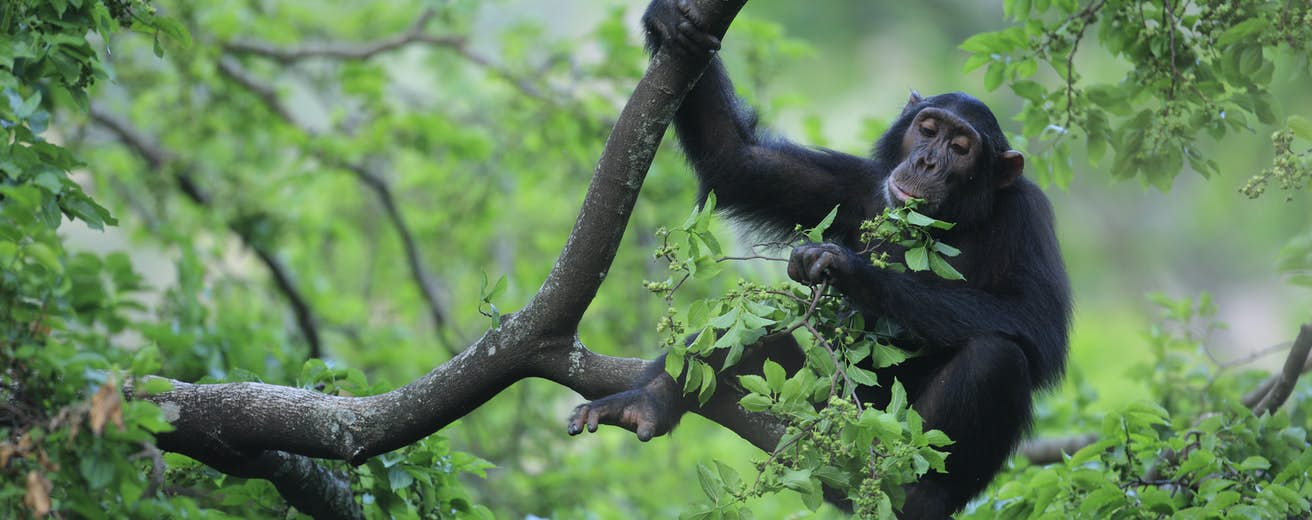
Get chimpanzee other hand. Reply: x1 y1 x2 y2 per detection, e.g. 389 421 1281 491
641 0 721 57
788 242 857 286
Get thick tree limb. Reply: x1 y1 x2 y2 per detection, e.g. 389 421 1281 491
88 106 325 359
1247 323 1312 415
136 1 765 517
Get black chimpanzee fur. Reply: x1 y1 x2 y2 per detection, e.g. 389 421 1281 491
569 2 1072 517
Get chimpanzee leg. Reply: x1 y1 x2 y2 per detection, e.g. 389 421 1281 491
567 333 804 441
900 335 1033 519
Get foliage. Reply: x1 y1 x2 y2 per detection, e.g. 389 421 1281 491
3 0 1310 518
964 295 1312 518
2 1 493 518
962 0 1312 192
645 196 965 518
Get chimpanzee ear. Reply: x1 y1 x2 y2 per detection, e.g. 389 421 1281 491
996 150 1024 188
900 90 924 117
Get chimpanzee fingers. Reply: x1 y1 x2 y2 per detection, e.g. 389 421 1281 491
808 252 833 282
586 410 600 433
566 407 587 435
670 0 719 54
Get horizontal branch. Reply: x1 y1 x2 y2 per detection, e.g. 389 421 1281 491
128 3 759 517
222 9 458 64
222 7 544 100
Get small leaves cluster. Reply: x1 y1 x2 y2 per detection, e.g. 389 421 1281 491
962 0 1312 190
858 200 964 281
354 429 495 519
1240 115 1312 200
647 197 960 518
963 294 1312 518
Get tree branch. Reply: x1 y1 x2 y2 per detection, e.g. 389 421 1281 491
222 9 457 64
1020 322 1312 466
222 8 545 100
88 106 326 359
1247 323 1312 414
131 2 763 516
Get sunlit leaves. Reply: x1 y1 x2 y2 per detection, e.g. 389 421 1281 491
648 199 965 518
964 0 1312 192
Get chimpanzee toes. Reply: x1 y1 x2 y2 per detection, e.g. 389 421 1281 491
636 422 655 442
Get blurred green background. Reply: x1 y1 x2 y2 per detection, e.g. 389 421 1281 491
47 0 1311 516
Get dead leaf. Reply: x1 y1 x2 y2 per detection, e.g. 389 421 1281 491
0 443 14 468
24 471 51 517
89 379 124 436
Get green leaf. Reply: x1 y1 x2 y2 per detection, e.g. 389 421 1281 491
931 241 961 257
1237 456 1270 472
80 456 115 489
739 375 771 396
905 246 929 271
388 467 415 490
697 363 717 405
763 360 786 393
807 206 840 242
904 210 936 227
26 242 63 275
15 91 41 119
888 380 908 414
738 393 772 412
697 463 724 499
1287 115 1312 142
1217 18 1270 46
928 252 965 281
714 461 742 493
923 429 952 447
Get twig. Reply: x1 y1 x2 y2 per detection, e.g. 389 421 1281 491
222 8 546 101
215 57 300 126
130 443 166 498
718 254 787 263
222 9 458 64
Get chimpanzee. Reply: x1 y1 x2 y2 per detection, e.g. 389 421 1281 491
568 0 1071 517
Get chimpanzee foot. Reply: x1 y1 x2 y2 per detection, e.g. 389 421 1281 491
567 374 681 442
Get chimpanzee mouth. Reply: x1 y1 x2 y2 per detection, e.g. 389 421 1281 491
886 179 918 202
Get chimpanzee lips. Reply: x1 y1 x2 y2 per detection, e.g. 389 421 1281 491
887 179 918 201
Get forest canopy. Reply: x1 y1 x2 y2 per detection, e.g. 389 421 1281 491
2 0 1310 518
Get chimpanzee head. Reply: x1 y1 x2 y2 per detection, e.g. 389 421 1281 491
873 91 1024 224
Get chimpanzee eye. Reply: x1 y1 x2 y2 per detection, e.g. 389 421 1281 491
919 125 937 138
950 143 967 155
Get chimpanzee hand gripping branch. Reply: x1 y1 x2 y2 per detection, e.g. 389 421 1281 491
569 0 1072 517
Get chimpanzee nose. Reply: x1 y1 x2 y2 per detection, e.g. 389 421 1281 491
916 154 936 170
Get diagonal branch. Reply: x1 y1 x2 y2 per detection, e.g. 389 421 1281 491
136 2 759 516
1247 323 1312 414
88 106 325 359
214 58 454 336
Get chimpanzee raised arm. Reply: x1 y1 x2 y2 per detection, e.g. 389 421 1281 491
570 2 1071 517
